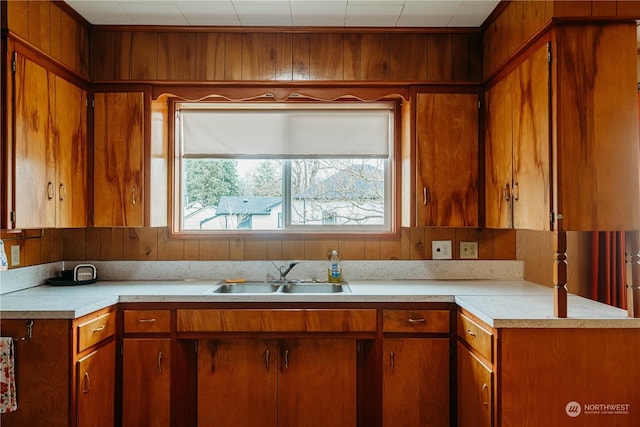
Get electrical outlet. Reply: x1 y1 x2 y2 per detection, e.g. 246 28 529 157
432 240 452 260
10 245 20 267
460 241 478 259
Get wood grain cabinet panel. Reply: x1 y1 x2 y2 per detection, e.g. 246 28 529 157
554 24 640 230
9 54 86 229
195 33 226 81
457 342 492 427
124 309 171 333
360 33 389 80
242 33 276 80
198 338 356 427
382 338 450 427
485 43 550 230
76 341 116 427
77 312 116 353
122 338 171 427
93 91 145 226
54 76 88 227
12 54 55 228
131 32 158 80
383 309 450 333
416 92 479 227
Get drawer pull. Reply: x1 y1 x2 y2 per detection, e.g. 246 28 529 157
407 318 426 324
465 329 476 337
264 349 270 370
92 325 106 333
157 351 163 373
137 318 157 323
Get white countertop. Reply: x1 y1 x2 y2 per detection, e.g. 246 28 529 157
1 279 637 328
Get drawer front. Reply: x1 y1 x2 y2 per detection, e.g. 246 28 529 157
457 312 493 362
77 312 116 353
382 310 450 333
124 310 171 333
177 309 377 333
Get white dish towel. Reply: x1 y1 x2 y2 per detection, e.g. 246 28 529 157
0 337 17 413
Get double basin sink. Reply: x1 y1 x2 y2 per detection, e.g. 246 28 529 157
209 280 349 294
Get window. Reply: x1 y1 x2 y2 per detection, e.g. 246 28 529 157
175 101 394 234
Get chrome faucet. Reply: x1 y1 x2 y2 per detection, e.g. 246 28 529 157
273 261 299 281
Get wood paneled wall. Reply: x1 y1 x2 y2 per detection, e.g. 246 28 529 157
90 30 483 83
4 0 90 78
56 227 516 262
0 229 64 268
483 0 640 77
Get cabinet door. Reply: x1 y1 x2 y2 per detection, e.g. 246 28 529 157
197 339 277 427
278 339 357 427
93 91 144 226
77 340 115 427
512 44 550 230
13 53 56 228
457 342 492 427
485 75 514 229
122 338 171 427
382 338 450 427
55 76 87 227
416 93 479 227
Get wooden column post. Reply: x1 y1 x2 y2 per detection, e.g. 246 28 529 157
553 231 568 318
625 230 640 318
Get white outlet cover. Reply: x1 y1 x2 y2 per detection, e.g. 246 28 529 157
460 241 478 259
10 245 20 266
432 240 452 260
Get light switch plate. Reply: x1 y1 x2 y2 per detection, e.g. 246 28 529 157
460 241 478 259
10 245 20 266
432 240 452 260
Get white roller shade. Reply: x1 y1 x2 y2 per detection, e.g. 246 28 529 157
180 104 391 158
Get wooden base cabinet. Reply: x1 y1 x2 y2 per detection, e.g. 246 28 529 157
0 308 116 427
382 338 450 427
456 342 492 427
122 338 171 427
77 341 116 427
197 338 357 427
457 310 640 427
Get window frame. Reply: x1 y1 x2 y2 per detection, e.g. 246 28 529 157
169 97 403 238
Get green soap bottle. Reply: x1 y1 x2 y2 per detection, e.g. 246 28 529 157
328 250 342 283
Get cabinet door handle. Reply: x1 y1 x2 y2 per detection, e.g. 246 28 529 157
407 318 426 323
482 382 489 407
137 318 156 323
264 348 270 370
92 325 106 334
59 183 66 201
465 329 476 338
502 184 511 202
513 182 519 201
423 187 428 205
390 351 395 370
131 186 136 206
83 371 90 393
157 351 163 373
47 182 54 200
283 348 289 370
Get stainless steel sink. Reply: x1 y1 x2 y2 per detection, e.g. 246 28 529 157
206 280 350 294
280 282 349 294
211 282 280 293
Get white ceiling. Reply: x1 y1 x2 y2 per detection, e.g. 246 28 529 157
65 0 501 27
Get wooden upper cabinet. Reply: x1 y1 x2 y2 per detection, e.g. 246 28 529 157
554 24 640 231
416 92 479 227
484 75 513 229
93 91 145 227
512 45 550 230
55 76 88 228
158 33 196 81
485 43 550 230
13 54 56 229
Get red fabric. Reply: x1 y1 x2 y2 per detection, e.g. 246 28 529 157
591 231 626 309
